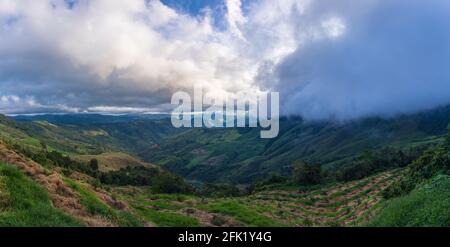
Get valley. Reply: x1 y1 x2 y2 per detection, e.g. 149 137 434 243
0 106 449 227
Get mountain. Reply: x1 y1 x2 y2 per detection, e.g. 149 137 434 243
2 114 183 155
4 106 450 184
0 107 448 227
140 105 450 183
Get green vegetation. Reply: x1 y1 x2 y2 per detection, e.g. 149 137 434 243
135 207 200 227
99 166 193 194
64 178 142 227
383 140 449 198
0 112 449 227
75 152 156 172
142 106 450 183
198 200 285 227
335 148 422 182
368 174 450 227
293 161 322 186
0 163 82 227
89 158 99 171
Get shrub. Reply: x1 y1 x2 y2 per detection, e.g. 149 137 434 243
152 173 192 194
383 146 449 199
293 161 322 186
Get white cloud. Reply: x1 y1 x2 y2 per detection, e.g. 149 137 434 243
1 0 305 114
225 0 246 38
0 0 449 119
321 17 346 39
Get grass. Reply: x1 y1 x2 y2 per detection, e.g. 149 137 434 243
75 152 156 172
113 170 399 227
64 178 142 227
134 206 200 227
0 163 82 227
143 200 184 210
367 174 450 227
198 200 285 227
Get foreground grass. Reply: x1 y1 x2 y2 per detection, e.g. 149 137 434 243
198 200 285 227
134 206 200 227
367 174 450 227
64 178 142 227
0 163 82 226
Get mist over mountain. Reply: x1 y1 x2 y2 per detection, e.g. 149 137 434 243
271 0 450 120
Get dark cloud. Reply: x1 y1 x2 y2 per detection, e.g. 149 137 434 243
274 0 450 119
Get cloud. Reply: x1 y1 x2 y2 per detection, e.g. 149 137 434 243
272 0 450 120
225 0 246 38
0 0 449 119
0 0 258 114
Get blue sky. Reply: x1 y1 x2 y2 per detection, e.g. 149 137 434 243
161 0 224 15
1 0 450 119
161 0 228 30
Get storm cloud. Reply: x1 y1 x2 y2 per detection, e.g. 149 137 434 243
273 0 450 119
0 0 449 118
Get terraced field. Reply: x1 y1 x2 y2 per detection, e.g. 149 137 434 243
116 170 402 227
245 170 401 226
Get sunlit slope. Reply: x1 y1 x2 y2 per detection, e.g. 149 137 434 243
1 114 181 155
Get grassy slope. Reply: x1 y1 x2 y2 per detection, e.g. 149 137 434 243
64 178 142 227
1 114 181 155
74 152 157 172
367 174 450 227
0 163 82 227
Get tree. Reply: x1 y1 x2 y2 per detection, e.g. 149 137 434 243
89 158 99 171
293 160 322 186
152 173 192 194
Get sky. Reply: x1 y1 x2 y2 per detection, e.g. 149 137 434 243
0 0 450 120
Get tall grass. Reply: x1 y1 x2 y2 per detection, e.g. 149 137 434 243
0 163 82 227
64 178 142 227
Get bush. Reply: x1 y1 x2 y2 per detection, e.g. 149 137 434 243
152 172 192 194
293 161 322 186
336 147 424 182
197 183 243 197
383 146 449 199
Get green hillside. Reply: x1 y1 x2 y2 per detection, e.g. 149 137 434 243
0 108 448 227
1 114 181 155
0 163 81 226
368 174 450 227
140 106 450 183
